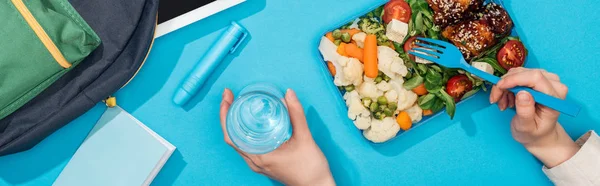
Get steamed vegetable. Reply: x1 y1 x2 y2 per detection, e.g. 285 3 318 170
319 0 524 143
411 83 428 95
327 61 336 76
363 34 379 78
325 32 335 42
345 43 364 62
337 43 348 56
396 111 412 130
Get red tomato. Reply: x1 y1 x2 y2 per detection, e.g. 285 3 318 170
497 40 526 70
446 75 474 102
403 36 418 61
383 0 412 24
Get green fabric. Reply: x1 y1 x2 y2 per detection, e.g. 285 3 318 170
0 0 100 119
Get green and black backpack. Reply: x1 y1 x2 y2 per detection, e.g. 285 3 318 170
0 0 159 156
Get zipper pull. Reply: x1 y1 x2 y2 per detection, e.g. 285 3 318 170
103 96 117 108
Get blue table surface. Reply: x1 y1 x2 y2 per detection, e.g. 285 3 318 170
1 0 600 185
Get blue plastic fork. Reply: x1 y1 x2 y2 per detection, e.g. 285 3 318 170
408 37 581 117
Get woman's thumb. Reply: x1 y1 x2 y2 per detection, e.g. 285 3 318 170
284 89 310 138
514 91 537 132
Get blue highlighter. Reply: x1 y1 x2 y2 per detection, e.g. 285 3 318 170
173 22 248 106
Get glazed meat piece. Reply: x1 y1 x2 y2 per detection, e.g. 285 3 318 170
481 3 514 36
427 0 483 28
442 20 496 59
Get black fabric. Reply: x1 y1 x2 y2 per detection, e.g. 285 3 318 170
0 0 159 156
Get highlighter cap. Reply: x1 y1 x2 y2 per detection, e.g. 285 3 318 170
226 83 291 154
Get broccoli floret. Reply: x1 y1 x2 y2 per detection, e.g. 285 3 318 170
358 18 385 35
377 34 389 46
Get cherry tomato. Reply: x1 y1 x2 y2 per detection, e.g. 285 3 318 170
383 0 412 24
403 36 419 61
446 75 473 102
497 40 526 70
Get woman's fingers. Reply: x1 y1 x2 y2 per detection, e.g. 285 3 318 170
498 92 509 111
513 91 537 133
220 89 235 145
549 80 568 99
508 92 515 108
490 67 524 103
490 85 504 104
285 89 311 139
497 70 559 97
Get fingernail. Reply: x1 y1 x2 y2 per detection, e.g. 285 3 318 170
223 89 228 99
286 89 298 101
517 91 530 103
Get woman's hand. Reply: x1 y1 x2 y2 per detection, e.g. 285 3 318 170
220 88 335 186
490 68 580 168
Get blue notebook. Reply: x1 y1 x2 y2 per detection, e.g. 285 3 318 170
53 106 176 186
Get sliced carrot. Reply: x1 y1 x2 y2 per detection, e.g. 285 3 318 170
327 61 336 76
341 28 361 37
396 111 413 130
345 43 364 62
412 83 428 95
363 34 378 78
325 32 335 42
337 43 348 56
423 109 434 116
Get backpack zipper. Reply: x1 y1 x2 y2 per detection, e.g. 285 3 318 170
121 16 157 88
11 0 71 68
104 15 157 107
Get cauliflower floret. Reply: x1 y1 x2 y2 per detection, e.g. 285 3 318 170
332 60 351 86
386 19 409 43
376 81 391 91
390 57 409 77
396 87 418 111
363 75 375 83
405 104 423 123
363 117 400 143
344 91 371 130
318 36 341 62
333 56 364 86
355 116 372 130
349 18 360 29
357 81 383 100
343 58 364 86
384 90 399 103
387 78 415 111
378 46 409 79
352 32 367 48
378 46 399 59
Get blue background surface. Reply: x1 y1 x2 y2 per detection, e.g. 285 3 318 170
1 0 599 185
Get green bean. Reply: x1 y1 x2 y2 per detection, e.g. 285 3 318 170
383 75 391 82
375 112 385 120
388 102 398 111
377 96 388 105
375 77 383 83
332 29 342 39
369 102 379 112
383 108 393 117
345 85 355 92
334 39 342 46
341 32 351 43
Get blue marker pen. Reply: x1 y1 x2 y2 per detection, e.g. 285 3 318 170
173 22 248 106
